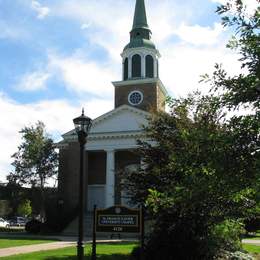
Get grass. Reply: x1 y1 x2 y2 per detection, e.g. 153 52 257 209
0 238 57 249
0 243 136 260
243 244 260 254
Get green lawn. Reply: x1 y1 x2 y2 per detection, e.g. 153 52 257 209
243 244 260 254
0 238 57 249
0 243 136 260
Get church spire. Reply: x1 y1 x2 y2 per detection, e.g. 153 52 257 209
124 0 154 50
132 0 149 30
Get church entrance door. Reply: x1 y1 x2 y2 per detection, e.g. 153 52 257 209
87 185 105 211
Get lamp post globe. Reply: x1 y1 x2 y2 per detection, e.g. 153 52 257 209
73 108 92 260
73 108 92 144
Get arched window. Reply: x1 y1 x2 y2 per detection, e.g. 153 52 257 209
145 55 154 78
132 54 141 78
123 58 128 80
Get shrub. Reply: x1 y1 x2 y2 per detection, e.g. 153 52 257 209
25 219 42 234
130 246 142 260
229 252 254 260
244 216 260 233
209 220 243 252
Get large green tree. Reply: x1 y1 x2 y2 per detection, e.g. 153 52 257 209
125 93 259 259
124 1 259 259
8 121 58 221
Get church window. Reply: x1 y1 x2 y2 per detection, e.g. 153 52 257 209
132 54 141 78
145 55 154 78
123 58 128 80
128 90 143 106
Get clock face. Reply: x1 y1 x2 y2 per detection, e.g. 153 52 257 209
128 91 143 106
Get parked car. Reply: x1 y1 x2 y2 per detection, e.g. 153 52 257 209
9 217 28 227
0 218 10 228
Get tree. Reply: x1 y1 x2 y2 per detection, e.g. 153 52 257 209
124 1 260 258
8 121 58 221
205 0 260 109
125 93 259 259
206 0 260 231
17 199 32 217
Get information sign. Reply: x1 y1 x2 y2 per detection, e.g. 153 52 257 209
95 206 141 233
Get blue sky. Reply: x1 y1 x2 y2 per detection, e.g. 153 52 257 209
0 0 258 182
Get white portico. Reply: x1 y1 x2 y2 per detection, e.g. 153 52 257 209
60 105 150 210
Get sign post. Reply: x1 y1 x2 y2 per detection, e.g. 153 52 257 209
91 205 97 260
91 205 144 259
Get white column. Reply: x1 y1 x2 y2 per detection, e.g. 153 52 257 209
154 57 158 78
141 54 145 78
128 56 132 79
105 149 115 207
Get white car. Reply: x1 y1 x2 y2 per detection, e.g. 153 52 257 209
0 218 10 228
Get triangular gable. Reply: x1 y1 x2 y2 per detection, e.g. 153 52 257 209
63 105 150 138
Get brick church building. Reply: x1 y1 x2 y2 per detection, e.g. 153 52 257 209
58 0 168 213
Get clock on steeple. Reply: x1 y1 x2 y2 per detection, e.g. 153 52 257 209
112 0 167 112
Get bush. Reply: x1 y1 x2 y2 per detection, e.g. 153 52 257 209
25 219 42 234
209 220 243 252
130 246 142 260
244 216 260 233
229 251 254 260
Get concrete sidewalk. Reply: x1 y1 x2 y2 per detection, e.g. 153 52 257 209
242 239 260 246
0 241 75 258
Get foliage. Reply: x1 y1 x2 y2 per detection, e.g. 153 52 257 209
204 0 260 109
25 219 42 234
244 216 260 233
17 199 32 217
8 121 58 220
209 220 244 252
220 251 254 260
123 1 260 259
124 92 259 259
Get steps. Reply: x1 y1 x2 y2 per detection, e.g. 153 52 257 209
62 213 94 237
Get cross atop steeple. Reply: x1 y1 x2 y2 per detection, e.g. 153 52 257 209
132 0 149 30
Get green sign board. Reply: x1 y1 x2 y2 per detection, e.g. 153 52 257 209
95 206 141 233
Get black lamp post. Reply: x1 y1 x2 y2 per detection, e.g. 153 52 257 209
73 109 92 260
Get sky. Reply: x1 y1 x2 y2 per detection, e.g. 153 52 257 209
0 0 258 182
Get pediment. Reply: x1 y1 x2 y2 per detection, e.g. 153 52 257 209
91 105 150 134
63 105 150 139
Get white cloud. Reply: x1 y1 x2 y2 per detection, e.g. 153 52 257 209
16 71 50 91
48 53 117 98
31 0 50 19
81 23 91 30
160 42 242 98
0 93 113 182
174 23 225 46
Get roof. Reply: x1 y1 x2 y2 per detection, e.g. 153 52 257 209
132 0 149 30
124 38 156 50
61 104 151 140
